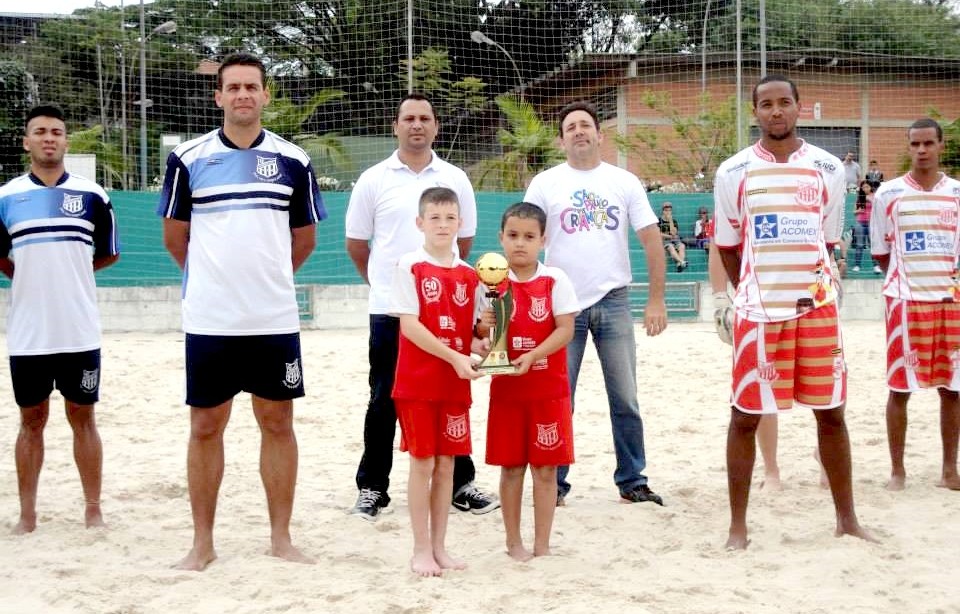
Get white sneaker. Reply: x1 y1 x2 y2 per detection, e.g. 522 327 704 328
873 265 883 274
851 266 860 272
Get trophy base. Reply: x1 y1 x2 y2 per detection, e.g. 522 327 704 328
478 350 517 375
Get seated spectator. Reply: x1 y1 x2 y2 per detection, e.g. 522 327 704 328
693 207 714 250
658 202 687 272
865 160 884 189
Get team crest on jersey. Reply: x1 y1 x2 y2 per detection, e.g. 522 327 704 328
445 413 468 441
283 359 302 388
255 155 279 180
60 193 85 217
452 282 469 307
528 296 549 322
754 214 778 239
794 180 820 207
756 361 779 383
904 232 926 252
421 277 442 303
905 350 919 370
939 208 958 229
536 422 561 449
80 368 99 392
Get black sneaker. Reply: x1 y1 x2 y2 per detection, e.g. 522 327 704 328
350 488 389 521
620 484 664 506
451 483 500 514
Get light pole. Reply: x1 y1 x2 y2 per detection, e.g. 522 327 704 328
470 30 524 95
137 3 176 190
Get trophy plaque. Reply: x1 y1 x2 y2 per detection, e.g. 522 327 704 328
475 252 517 375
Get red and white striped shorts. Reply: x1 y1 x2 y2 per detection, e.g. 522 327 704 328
885 296 960 392
731 304 846 414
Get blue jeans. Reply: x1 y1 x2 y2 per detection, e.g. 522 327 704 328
853 222 870 268
559 286 648 496
355 315 476 499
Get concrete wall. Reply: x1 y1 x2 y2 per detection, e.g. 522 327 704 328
0 280 885 334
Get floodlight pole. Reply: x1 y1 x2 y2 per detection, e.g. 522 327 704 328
471 30 524 98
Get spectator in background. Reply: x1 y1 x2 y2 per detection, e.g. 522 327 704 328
852 180 881 274
693 207 713 250
865 159 884 189
658 202 687 272
843 151 861 192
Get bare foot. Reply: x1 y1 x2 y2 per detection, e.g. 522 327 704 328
533 545 552 557
11 517 36 535
434 550 467 571
506 543 534 562
410 551 442 577
724 530 750 551
85 505 106 529
270 541 315 565
760 473 782 492
835 521 879 544
936 475 960 490
174 547 218 572
885 474 906 491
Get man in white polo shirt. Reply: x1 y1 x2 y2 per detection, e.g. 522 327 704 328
345 93 498 521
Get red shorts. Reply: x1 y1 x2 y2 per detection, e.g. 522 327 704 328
486 397 574 467
396 400 472 458
885 296 960 392
731 303 846 414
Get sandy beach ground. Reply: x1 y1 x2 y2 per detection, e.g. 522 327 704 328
0 321 958 614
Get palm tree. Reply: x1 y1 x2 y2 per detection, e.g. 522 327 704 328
476 95 564 191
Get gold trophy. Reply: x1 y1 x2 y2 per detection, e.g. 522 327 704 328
475 252 517 375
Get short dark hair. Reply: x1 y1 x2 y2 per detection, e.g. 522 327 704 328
557 101 600 138
500 201 546 234
25 104 65 129
907 117 943 142
217 52 266 90
752 74 799 107
396 93 438 123
418 186 459 216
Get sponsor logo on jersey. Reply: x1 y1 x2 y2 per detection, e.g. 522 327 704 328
951 349 960 372
725 160 750 174
905 349 919 370
757 360 779 383
795 180 820 206
832 357 845 379
61 193 85 217
421 277 442 303
904 231 926 252
536 422 561 449
754 214 778 239
255 155 279 180
283 359 302 388
452 282 469 307
80 368 99 392
746 188 767 196
439 315 457 331
445 413 468 441
512 336 524 349
814 159 837 173
528 296 549 322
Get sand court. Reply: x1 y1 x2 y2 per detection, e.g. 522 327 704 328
1 321 958 613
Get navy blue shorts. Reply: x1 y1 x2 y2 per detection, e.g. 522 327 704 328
9 349 101 407
185 333 305 408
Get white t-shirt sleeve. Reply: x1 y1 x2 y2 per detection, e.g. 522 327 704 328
713 161 742 248
870 185 892 256
389 254 420 316
822 162 846 244
625 174 658 231
456 173 478 239
549 267 580 316
344 171 375 240
523 175 546 208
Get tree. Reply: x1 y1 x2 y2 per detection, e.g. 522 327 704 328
613 91 745 191
0 60 35 183
474 95 565 191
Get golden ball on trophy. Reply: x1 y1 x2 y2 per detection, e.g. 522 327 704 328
475 252 509 289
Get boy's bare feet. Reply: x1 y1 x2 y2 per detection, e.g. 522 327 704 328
434 550 467 571
835 521 879 543
724 529 750 551
885 474 906 491
174 547 218 572
270 541 315 564
533 545 552 557
936 475 960 490
506 543 534 562
411 552 442 577
11 517 36 535
760 472 782 492
85 502 105 529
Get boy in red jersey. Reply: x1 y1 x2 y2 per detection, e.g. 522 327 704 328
482 202 579 561
390 187 485 576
